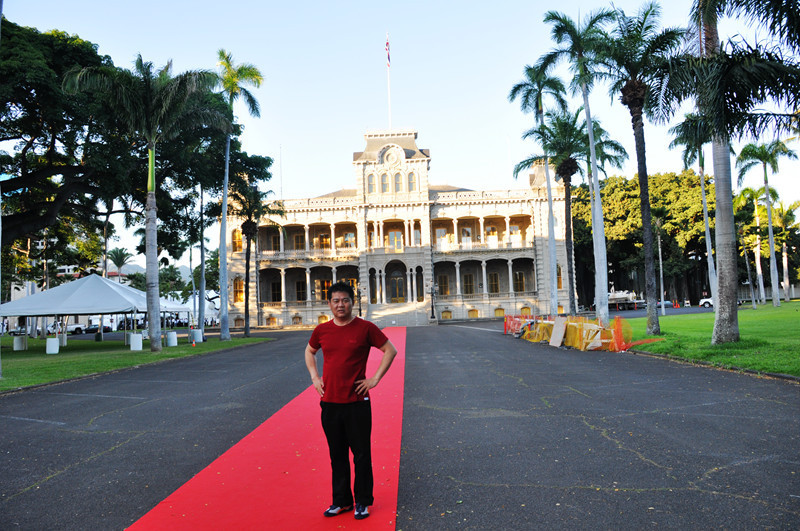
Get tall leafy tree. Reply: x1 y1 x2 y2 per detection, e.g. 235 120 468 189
669 115 719 306
653 0 800 342
65 55 225 351
509 63 567 315
516 108 588 314
216 49 263 342
540 8 615 325
600 1 685 334
733 186 771 304
736 140 797 306
227 175 282 337
107 247 133 282
772 201 800 302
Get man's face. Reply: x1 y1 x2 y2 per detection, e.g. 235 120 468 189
328 291 353 320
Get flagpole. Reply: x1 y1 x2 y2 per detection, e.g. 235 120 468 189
386 33 392 130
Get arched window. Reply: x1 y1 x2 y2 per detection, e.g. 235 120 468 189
408 172 416 191
394 173 402 192
367 174 375 194
232 229 243 252
233 277 245 303
381 174 389 193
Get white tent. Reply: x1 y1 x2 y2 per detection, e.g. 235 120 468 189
0 274 190 317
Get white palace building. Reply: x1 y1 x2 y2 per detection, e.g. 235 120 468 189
225 129 571 327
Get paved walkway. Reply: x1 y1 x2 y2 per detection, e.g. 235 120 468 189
1 323 798 529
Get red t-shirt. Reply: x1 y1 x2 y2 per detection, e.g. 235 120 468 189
308 317 389 404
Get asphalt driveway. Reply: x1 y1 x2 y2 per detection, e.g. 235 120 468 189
1 324 798 529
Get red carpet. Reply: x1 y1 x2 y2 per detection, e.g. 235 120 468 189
129 327 406 530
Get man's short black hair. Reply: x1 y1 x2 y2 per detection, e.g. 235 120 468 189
328 281 355 301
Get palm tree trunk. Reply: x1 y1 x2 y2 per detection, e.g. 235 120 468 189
543 159 559 316
762 166 780 306
218 135 231 341
244 235 251 337
711 138 739 343
145 147 162 352
198 185 206 333
581 83 609 326
699 164 717 304
782 242 790 302
563 175 577 315
744 244 757 310
701 1 739 343
754 208 766 303
629 104 660 335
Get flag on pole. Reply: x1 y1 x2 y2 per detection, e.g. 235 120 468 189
386 34 391 67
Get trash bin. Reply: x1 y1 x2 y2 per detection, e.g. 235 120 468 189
46 337 60 355
129 333 143 351
94 332 102 342
13 336 25 351
166 331 178 347
191 329 204 344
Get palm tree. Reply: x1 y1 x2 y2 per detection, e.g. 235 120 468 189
651 0 800 342
516 108 588 314
600 1 685 335
734 186 778 304
227 178 282 337
772 201 800 302
107 248 133 282
216 49 264 342
65 56 223 351
736 140 797 306
540 8 615 326
509 63 567 316
669 115 718 306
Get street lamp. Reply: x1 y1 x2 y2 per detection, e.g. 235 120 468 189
430 282 438 319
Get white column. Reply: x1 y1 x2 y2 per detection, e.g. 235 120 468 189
411 268 417 302
479 217 485 243
504 216 511 245
305 268 312 301
380 269 387 303
280 269 286 302
329 223 336 255
379 221 384 249
455 262 461 296
452 219 458 247
407 269 413 303
332 266 337 283
304 225 310 252
279 226 284 252
508 260 514 294
406 220 411 248
481 261 488 295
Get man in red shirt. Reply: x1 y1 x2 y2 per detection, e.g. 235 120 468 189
305 281 398 520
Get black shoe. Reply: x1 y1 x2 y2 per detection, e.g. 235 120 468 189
324 504 353 517
354 503 370 520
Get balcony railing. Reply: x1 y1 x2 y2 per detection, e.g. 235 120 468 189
434 239 531 253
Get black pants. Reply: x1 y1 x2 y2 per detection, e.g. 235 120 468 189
320 400 374 507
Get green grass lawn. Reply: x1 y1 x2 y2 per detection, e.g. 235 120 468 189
626 300 800 377
0 333 268 392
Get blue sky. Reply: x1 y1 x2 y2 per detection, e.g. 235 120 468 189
5 0 799 266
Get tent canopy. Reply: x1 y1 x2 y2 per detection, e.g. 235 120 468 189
0 274 191 317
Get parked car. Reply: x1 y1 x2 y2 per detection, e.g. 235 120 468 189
85 324 113 334
698 297 742 307
9 326 41 336
656 300 674 308
47 322 85 335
